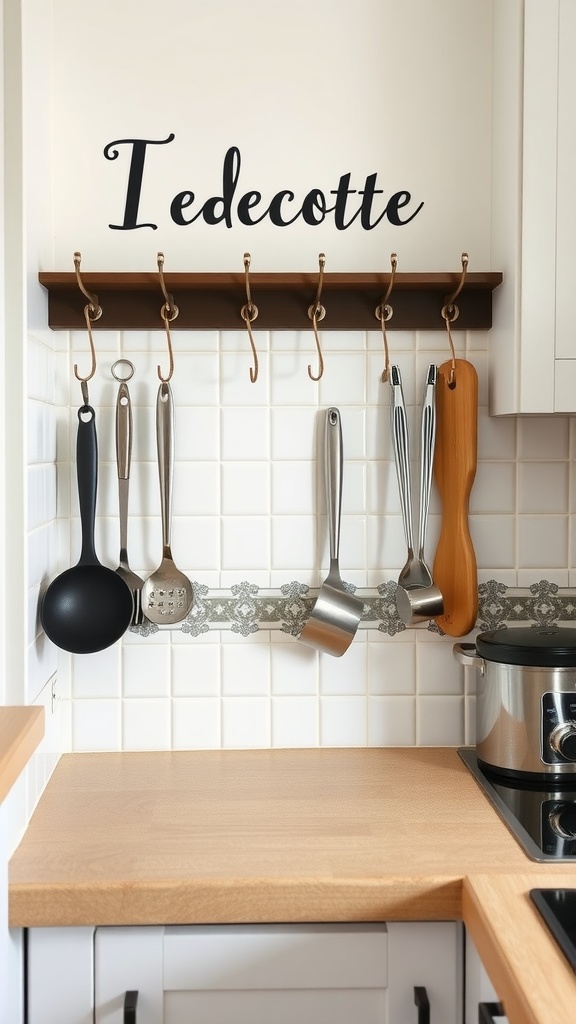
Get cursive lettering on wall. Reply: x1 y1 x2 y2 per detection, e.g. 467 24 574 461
103 136 425 231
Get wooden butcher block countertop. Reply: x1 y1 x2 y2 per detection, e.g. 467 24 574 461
8 746 576 1024
0 705 44 804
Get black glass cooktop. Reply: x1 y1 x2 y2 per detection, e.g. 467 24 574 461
530 889 576 971
459 748 576 862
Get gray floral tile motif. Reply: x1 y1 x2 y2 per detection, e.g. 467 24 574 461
477 580 514 631
524 580 565 628
375 581 405 637
181 582 211 637
477 579 576 632
128 579 576 637
229 581 260 637
278 581 313 637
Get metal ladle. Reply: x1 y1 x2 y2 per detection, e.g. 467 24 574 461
391 363 444 625
298 408 364 656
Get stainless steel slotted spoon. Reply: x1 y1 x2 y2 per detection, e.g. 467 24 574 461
142 381 194 624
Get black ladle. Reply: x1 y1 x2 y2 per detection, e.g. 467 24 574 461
41 403 133 654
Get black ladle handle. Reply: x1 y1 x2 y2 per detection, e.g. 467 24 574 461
76 404 99 566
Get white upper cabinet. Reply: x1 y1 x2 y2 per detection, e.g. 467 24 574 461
491 0 576 414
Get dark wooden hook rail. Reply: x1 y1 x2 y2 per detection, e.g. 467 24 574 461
38 270 503 331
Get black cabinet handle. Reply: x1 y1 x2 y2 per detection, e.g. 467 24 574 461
414 986 430 1024
479 1001 505 1023
124 990 138 1024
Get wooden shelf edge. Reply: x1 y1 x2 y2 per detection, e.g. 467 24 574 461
0 706 45 804
38 270 503 331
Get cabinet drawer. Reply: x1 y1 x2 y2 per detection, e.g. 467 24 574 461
163 923 388 990
164 989 386 1024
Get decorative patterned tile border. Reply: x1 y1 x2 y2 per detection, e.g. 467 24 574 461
131 579 576 638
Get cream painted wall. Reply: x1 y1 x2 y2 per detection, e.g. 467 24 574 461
1 1 61 1019
28 0 576 755
49 0 493 272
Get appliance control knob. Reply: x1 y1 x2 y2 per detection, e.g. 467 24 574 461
548 802 576 840
549 721 576 761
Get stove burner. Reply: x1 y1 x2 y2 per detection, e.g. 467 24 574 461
530 889 576 971
459 748 576 862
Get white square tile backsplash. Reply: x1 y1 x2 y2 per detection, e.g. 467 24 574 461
368 695 416 747
122 699 171 751
25 326 576 753
271 696 318 748
320 695 368 747
222 696 271 748
172 697 221 749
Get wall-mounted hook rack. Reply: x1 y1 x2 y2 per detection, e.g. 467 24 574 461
38 270 502 331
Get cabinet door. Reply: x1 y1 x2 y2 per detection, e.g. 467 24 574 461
492 0 576 414
465 931 510 1024
95 927 164 1024
28 927 95 1024
94 920 462 1024
387 921 462 1024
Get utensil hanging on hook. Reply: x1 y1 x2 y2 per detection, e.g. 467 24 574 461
432 358 478 636
112 359 145 626
141 381 194 624
391 364 444 625
432 253 478 636
142 257 193 624
41 401 134 653
297 408 364 656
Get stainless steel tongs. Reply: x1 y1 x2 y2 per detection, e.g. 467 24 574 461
390 363 444 625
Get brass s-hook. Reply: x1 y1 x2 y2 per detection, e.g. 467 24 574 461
240 252 259 383
157 252 178 382
374 252 398 383
73 251 102 404
441 252 469 386
307 253 326 381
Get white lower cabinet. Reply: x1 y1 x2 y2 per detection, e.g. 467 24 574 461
27 920 463 1024
464 931 510 1024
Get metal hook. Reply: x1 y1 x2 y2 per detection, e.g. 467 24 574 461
442 251 469 318
441 252 469 386
157 252 178 382
307 253 326 381
374 253 398 382
73 252 102 403
73 251 102 320
240 252 259 383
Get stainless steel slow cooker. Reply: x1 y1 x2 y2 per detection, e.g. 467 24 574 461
454 626 576 780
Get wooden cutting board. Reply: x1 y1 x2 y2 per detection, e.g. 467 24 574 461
432 358 478 636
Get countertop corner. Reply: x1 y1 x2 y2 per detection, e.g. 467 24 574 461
0 705 44 804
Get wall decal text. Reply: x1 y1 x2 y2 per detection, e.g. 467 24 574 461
103 136 425 232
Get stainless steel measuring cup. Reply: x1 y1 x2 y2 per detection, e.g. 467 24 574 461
391 363 444 625
298 408 364 656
